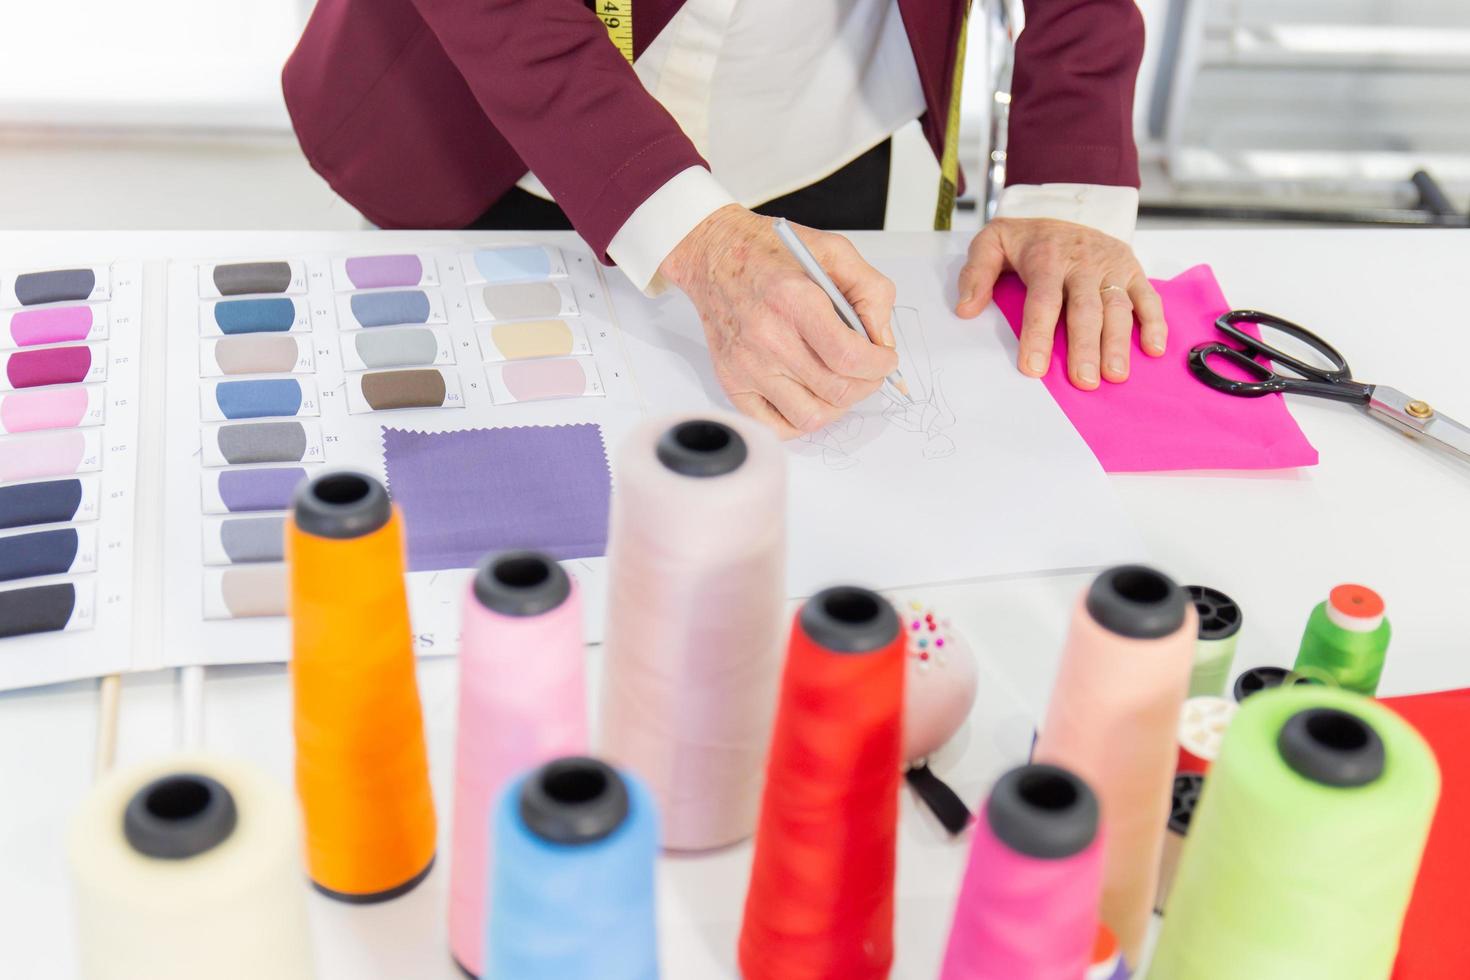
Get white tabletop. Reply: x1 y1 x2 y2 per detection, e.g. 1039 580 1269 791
2 229 1468 978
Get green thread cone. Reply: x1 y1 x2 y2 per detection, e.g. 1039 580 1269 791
1293 600 1390 695
1186 586 1241 698
1147 686 1438 980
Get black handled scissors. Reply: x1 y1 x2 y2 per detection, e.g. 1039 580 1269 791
1189 310 1470 463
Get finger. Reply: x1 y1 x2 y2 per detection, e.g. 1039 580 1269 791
1130 277 1167 356
774 335 884 410
1017 275 1064 378
774 278 898 383
1063 275 1104 390
806 232 898 348
1099 285 1135 382
956 225 1007 317
729 390 800 440
759 373 843 435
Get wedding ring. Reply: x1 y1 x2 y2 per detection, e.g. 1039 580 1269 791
1100 284 1127 297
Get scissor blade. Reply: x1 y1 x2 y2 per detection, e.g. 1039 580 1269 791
1366 385 1470 464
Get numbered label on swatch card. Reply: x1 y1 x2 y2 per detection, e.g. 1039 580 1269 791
0 523 99 582
330 253 441 292
338 326 457 372
198 296 313 337
198 335 315 378
197 259 308 300
201 420 326 468
1 265 111 308
199 378 321 422
469 279 581 323
0 578 96 639
0 344 108 391
0 385 106 434
485 357 605 405
458 245 568 285
344 368 464 414
335 288 448 331
1 303 109 350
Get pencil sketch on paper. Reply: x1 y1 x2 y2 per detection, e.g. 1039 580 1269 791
794 306 957 469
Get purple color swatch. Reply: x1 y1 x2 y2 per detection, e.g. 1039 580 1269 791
218 466 309 512
381 424 611 572
345 254 423 289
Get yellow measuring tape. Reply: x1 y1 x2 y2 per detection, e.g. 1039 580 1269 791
595 0 635 63
933 3 969 231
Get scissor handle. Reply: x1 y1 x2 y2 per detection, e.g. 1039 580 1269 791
1188 310 1373 405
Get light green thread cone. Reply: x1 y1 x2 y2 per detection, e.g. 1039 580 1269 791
1147 686 1438 980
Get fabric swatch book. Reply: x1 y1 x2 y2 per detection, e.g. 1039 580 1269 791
0 232 1140 690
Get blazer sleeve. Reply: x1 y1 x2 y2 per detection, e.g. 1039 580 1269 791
406 0 710 257
1004 0 1145 188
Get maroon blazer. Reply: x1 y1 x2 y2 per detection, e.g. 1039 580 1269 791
283 0 1142 258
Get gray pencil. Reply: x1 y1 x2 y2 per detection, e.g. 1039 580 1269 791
773 218 913 405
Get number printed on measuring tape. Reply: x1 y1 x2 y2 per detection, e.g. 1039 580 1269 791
595 0 634 63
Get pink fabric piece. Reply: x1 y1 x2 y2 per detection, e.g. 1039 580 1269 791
993 265 1318 472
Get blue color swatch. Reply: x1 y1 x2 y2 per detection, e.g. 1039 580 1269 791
214 298 296 334
350 290 431 328
0 528 79 583
473 247 551 284
214 379 303 420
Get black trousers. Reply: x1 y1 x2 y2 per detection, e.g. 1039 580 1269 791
469 139 892 231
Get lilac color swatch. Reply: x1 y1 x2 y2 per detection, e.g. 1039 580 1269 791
346 254 423 289
994 264 1319 472
218 466 309 512
10 306 93 347
381 424 611 572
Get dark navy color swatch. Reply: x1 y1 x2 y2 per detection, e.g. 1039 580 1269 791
214 379 303 420
350 290 431 328
0 582 76 639
0 528 79 583
214 298 296 335
0 479 83 530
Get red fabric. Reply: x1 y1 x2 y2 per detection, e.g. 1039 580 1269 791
282 0 1143 255
1380 689 1470 979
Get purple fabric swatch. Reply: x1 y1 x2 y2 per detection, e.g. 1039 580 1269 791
381 424 611 572
346 254 423 289
218 467 309 512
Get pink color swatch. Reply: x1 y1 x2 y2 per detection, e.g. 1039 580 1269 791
9 305 94 347
7 346 91 389
993 265 1318 472
0 430 85 482
503 358 587 402
1 386 89 433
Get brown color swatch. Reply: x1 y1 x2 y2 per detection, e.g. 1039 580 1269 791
361 369 447 411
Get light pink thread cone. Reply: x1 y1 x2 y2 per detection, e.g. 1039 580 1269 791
941 764 1105 980
1031 566 1195 968
448 552 586 976
599 413 786 850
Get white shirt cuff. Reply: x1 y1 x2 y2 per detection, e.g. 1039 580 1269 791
607 166 737 295
995 183 1140 244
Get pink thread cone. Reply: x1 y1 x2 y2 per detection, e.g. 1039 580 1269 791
941 764 1104 980
1031 566 1195 968
599 413 785 850
448 552 586 976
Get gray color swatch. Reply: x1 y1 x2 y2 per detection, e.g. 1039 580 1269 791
220 515 286 564
15 268 95 306
217 421 307 464
355 328 439 368
481 281 563 320
213 262 292 297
